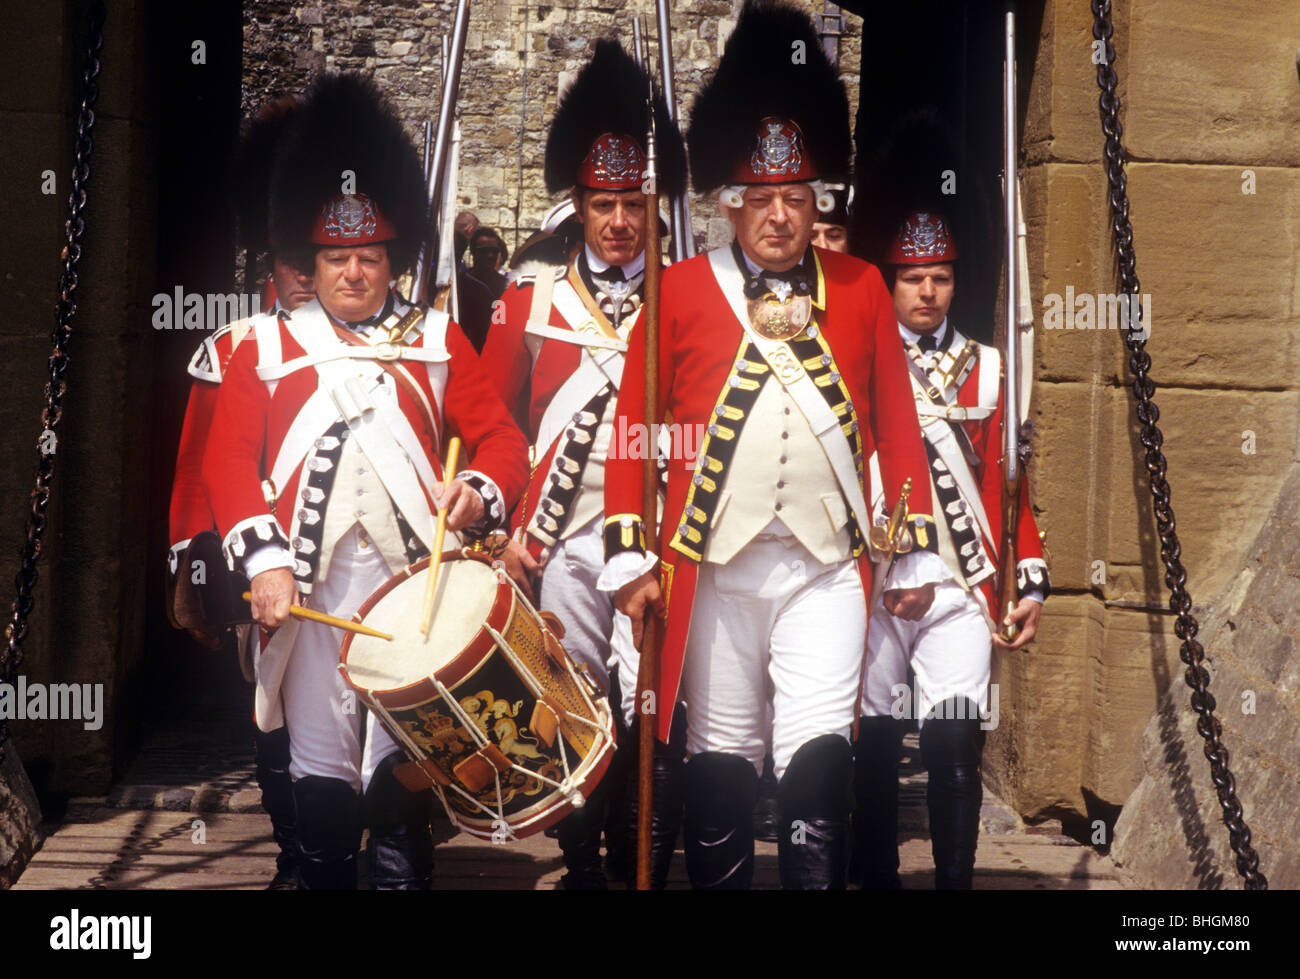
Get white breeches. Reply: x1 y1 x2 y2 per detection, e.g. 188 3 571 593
859 581 993 725
281 527 400 791
679 533 867 780
540 518 640 726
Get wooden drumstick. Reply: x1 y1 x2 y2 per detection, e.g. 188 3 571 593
421 435 462 637
241 592 393 641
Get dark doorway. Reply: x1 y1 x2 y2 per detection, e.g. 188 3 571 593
142 2 246 741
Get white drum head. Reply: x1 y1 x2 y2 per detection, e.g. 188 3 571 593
344 558 499 693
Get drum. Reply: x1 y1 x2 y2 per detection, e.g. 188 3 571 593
338 548 615 842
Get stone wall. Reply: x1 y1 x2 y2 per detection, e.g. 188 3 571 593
985 0 1300 863
1110 463 1299 888
241 0 861 252
0 0 166 878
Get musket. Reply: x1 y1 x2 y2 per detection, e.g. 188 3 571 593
996 6 1023 643
632 14 647 69
634 84 662 893
431 34 462 324
411 0 471 306
654 0 694 261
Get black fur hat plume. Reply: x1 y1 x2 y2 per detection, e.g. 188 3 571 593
232 96 299 256
268 73 427 273
687 0 850 194
856 106 971 265
544 38 686 199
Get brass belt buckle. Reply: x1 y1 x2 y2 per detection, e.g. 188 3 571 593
374 341 402 362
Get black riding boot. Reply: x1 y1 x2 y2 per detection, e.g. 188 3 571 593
851 716 906 889
920 698 985 890
683 752 757 890
753 753 780 843
255 726 298 889
555 769 611 890
601 666 634 884
293 776 362 890
777 734 854 890
618 718 686 890
364 751 434 890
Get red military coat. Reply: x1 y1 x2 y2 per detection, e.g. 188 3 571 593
884 328 1049 621
202 295 528 584
483 259 636 548
169 318 260 561
604 245 939 739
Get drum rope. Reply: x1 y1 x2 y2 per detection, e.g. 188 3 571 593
1 2 105 762
1091 0 1265 888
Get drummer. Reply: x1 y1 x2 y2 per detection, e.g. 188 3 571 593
481 40 687 889
202 73 528 890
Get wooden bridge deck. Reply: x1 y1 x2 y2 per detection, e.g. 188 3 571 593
14 718 1122 891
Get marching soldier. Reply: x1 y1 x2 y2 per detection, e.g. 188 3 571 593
856 209 1049 889
166 96 311 890
811 185 852 254
481 39 687 889
201 73 528 889
605 0 947 890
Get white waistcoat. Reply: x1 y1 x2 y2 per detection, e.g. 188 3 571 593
704 378 852 566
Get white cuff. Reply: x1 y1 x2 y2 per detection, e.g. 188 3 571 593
244 543 295 581
1021 590 1045 606
883 548 953 591
597 550 659 593
167 539 192 580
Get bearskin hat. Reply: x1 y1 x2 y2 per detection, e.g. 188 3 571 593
231 96 299 257
268 73 427 274
856 106 968 267
544 38 686 199
687 0 851 195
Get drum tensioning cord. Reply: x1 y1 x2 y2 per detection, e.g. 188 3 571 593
1091 0 1265 889
1 2 105 764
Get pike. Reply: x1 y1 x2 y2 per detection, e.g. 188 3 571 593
634 83 663 892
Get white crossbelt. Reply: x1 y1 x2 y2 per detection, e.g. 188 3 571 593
707 247 873 557
259 306 444 548
528 280 635 464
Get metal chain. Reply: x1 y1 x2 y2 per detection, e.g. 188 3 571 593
0 2 106 763
1090 0 1265 889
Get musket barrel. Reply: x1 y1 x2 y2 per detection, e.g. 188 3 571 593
998 7 1023 641
1002 9 1019 482
413 0 471 305
632 15 646 69
655 0 694 260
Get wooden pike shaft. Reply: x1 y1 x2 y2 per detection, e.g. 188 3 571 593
241 593 393 641
636 120 663 893
422 435 462 637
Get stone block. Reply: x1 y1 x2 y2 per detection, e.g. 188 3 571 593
1125 0 1300 166
1026 381 1116 593
1032 163 1125 385
1101 388 1299 602
0 748 42 888
1024 0 1112 165
1122 163 1300 390
986 594 1103 820
1086 608 1183 804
